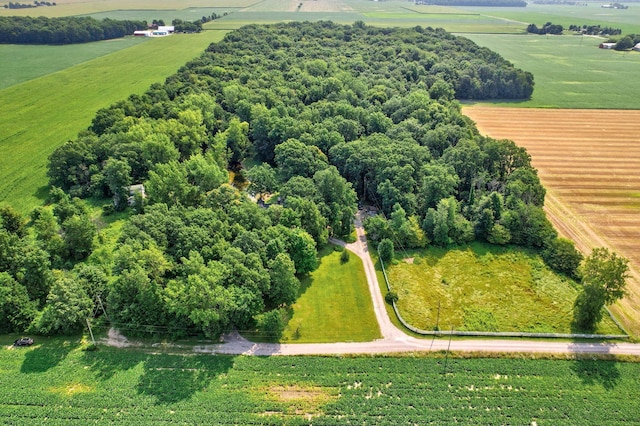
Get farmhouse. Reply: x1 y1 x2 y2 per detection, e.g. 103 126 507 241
133 30 152 37
599 42 616 49
127 184 146 206
157 25 175 34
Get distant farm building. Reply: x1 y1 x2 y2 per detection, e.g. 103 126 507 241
599 42 616 49
633 43 640 51
133 26 173 37
157 25 175 34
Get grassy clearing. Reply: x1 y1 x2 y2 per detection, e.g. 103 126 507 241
1 340 640 423
385 243 621 335
0 31 227 213
0 38 147 90
82 8 239 23
462 33 640 109
279 244 380 343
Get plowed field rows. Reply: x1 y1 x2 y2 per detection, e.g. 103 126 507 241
463 106 640 336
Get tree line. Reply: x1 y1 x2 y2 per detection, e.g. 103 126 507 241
4 1 56 9
0 16 147 45
0 21 623 337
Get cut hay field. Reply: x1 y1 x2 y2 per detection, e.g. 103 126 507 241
464 106 640 337
0 31 227 213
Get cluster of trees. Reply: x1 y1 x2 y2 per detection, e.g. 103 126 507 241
3 21 621 337
0 16 147 45
608 33 640 50
4 1 55 9
569 24 622 36
415 0 526 6
527 22 564 35
171 13 225 34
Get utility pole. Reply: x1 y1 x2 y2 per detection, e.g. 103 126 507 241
86 318 96 346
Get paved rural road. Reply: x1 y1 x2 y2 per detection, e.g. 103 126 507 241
106 211 640 356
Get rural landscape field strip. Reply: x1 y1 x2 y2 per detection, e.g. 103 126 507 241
2 344 640 424
463 106 640 336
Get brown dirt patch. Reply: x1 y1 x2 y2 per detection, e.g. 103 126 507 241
463 106 640 337
404 257 415 264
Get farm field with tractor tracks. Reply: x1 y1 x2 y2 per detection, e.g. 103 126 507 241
463 106 640 337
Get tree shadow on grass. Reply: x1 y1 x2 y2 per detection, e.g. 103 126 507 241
571 358 621 391
20 337 78 374
136 353 235 404
83 347 236 404
82 347 148 380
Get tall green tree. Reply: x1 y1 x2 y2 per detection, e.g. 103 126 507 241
573 248 629 332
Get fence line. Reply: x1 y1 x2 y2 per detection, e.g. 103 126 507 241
378 259 628 340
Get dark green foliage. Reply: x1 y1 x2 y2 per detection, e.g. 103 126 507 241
378 239 394 264
574 248 629 332
340 249 350 263
542 238 583 278
385 290 399 304
5 21 548 338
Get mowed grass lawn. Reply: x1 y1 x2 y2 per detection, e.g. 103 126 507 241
0 31 227 213
280 245 380 343
386 243 621 335
463 34 640 109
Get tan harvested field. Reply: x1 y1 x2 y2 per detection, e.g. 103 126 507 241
463 106 640 337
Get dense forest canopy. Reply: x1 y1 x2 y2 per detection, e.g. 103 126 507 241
1 21 570 340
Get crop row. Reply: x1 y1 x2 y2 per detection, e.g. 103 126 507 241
2 348 639 424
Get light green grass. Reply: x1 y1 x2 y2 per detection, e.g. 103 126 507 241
458 3 640 35
0 31 228 213
386 243 621 335
1 340 640 423
81 7 239 23
0 38 147 90
462 33 640 109
0 0 255 17
279 244 380 343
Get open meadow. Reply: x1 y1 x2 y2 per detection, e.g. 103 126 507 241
1 339 640 424
385 243 620 335
464 106 640 337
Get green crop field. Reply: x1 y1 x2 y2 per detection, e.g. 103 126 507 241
458 3 640 35
1 340 639 424
463 33 640 109
277 245 380 343
384 243 621 334
81 8 239 23
0 31 227 213
0 38 147 90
